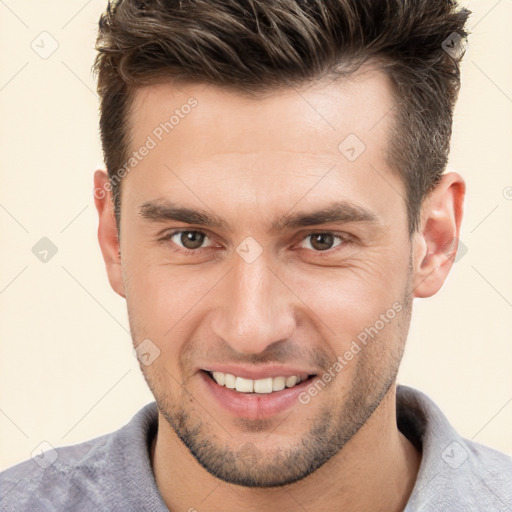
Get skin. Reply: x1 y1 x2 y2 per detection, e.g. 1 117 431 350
94 63 464 511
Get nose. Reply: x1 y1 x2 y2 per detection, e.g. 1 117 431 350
210 250 296 355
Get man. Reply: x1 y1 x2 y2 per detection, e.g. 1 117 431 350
1 0 511 510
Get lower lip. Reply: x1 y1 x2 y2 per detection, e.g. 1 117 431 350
199 371 314 420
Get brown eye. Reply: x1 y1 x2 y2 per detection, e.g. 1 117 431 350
164 230 211 252
311 234 334 251
300 233 344 252
179 231 206 250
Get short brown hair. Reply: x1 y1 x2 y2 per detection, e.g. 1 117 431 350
93 0 471 234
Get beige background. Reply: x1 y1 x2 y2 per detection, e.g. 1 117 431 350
0 0 511 470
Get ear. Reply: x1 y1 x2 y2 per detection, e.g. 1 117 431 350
412 172 465 298
93 170 125 298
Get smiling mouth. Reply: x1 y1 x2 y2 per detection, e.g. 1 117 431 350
203 370 317 394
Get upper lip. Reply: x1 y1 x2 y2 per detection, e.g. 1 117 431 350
200 364 317 380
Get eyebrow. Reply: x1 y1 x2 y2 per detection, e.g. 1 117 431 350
138 199 379 232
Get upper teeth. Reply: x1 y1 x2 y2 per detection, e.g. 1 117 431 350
211 371 304 394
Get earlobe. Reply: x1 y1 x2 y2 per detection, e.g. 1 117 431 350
93 170 126 298
412 172 465 298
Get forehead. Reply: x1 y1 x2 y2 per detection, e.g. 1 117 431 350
128 63 396 158
121 65 404 229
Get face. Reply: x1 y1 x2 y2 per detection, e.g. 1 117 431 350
100 67 420 487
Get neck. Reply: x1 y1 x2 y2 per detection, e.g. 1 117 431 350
151 384 421 512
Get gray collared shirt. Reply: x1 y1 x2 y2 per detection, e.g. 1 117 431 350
1 385 511 511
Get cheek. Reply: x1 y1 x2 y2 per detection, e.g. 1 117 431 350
284 258 408 338
124 265 204 384
123 257 226 340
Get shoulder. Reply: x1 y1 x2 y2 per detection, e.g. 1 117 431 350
398 385 512 511
448 436 512 505
0 402 164 512
413 436 512 511
465 435 512 471
0 433 114 511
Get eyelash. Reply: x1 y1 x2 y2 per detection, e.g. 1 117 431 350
160 230 353 257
